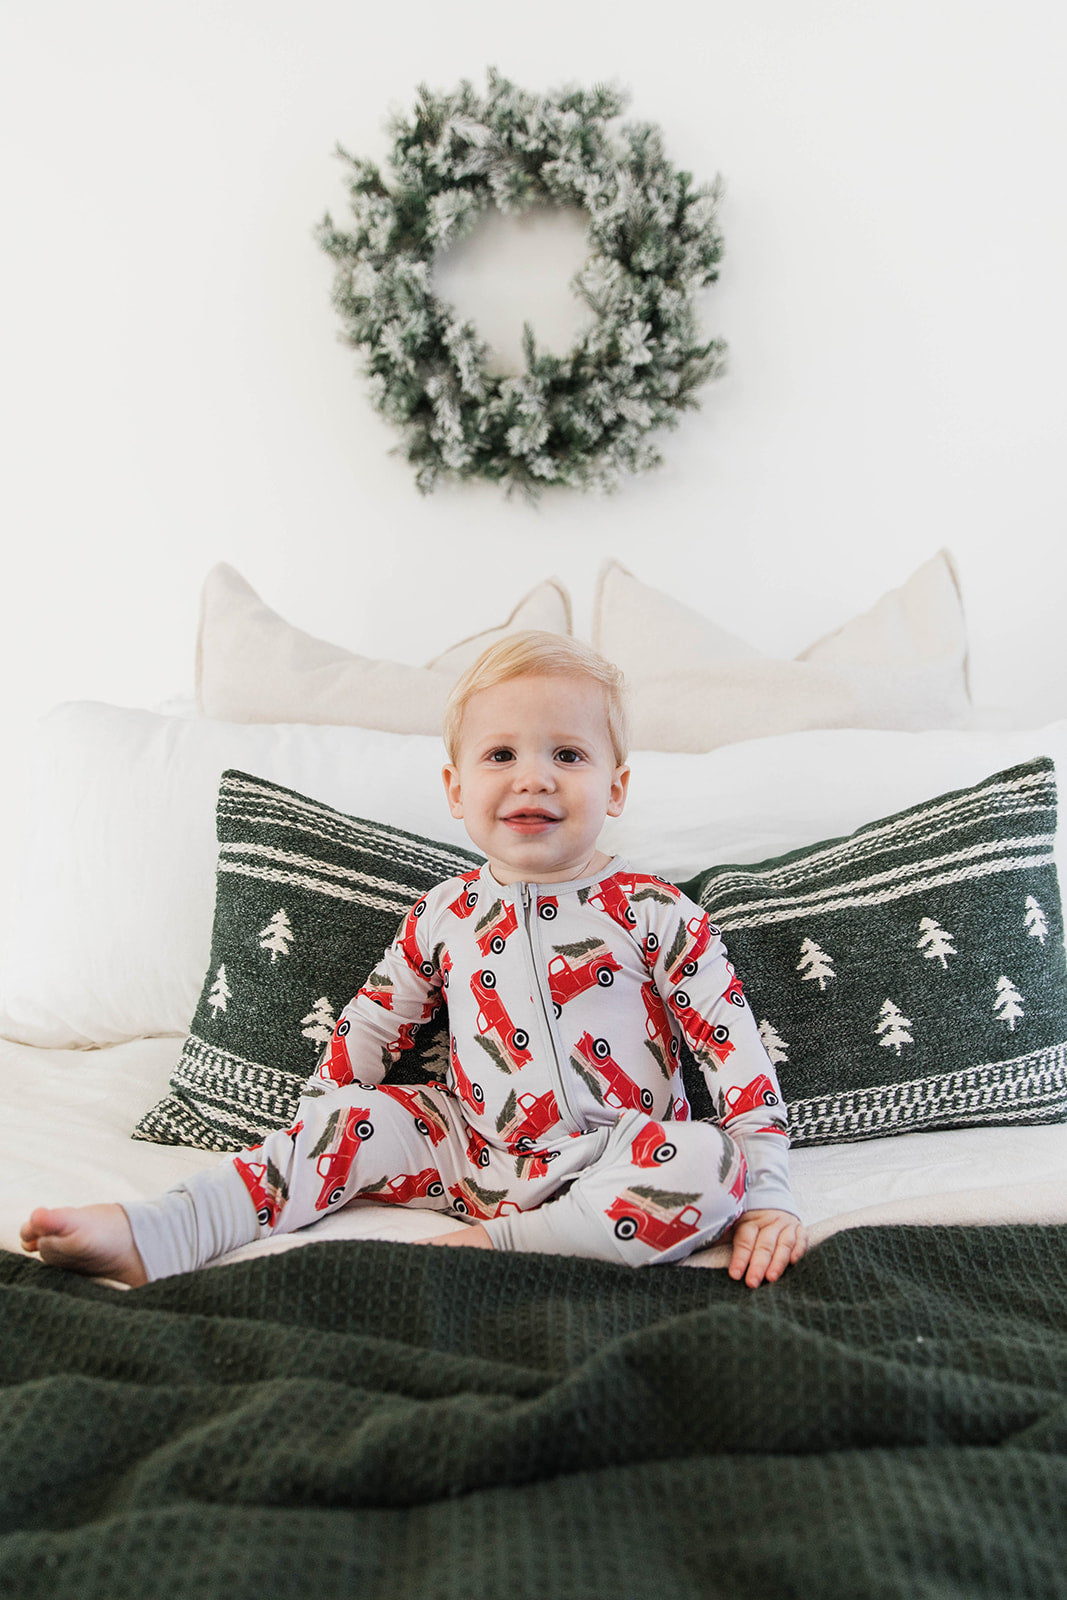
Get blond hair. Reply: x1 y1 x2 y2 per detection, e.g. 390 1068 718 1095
443 631 629 765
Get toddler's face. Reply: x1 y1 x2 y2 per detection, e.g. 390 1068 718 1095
442 674 629 885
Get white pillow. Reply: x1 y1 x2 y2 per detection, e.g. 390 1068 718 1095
594 551 971 752
606 721 1067 892
0 704 470 1049
197 564 573 729
3 702 1064 1051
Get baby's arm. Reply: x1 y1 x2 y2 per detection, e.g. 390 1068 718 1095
644 890 805 1282
312 895 444 1092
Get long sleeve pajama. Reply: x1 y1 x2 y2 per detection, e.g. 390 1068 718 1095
125 859 798 1280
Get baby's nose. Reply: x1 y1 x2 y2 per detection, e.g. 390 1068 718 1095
514 758 555 790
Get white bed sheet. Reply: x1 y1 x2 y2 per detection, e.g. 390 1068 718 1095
2 1035 1065 1277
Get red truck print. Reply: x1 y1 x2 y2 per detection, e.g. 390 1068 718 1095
466 1124 493 1169
358 972 440 1026
450 1033 486 1112
234 1156 284 1228
371 1167 446 1205
667 991 736 1067
448 871 483 920
585 872 678 932
630 1121 679 1168
605 1189 703 1250
721 1074 781 1127
547 943 623 1012
641 981 679 1071
313 1105 375 1211
373 1082 452 1146
471 968 534 1071
396 900 439 979
665 916 714 984
723 963 745 1006
536 895 559 921
574 1031 655 1114
514 1146 561 1180
234 1124 301 1228
475 899 518 956
320 1017 354 1086
357 972 397 1011
497 1087 561 1152
447 1177 520 1221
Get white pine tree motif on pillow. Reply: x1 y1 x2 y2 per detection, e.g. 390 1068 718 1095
797 938 835 991
758 1019 789 1066
876 998 913 1055
917 916 956 968
301 996 336 1047
208 964 231 1016
994 976 1025 1031
1024 896 1049 945
259 908 294 963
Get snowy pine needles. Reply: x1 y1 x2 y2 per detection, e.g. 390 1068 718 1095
316 70 727 495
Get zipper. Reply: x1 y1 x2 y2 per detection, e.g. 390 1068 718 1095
518 882 583 1135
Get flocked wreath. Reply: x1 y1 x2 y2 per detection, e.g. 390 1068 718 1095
316 70 727 496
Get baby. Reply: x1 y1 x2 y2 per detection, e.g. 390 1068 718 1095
22 632 806 1287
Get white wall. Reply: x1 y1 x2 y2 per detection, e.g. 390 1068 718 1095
2 1 1065 842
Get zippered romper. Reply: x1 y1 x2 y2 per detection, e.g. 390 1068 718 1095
124 859 798 1280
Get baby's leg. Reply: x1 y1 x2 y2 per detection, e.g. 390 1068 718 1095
20 1205 148 1286
480 1112 748 1266
83 1081 461 1282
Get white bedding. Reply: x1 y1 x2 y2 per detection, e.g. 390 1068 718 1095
4 1034 1065 1278
3 701 1066 1283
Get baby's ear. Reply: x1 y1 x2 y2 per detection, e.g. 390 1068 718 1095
607 765 631 817
442 764 464 819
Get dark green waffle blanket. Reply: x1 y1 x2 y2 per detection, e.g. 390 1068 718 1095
1 1227 1065 1600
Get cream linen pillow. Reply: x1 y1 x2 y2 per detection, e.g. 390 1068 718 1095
593 552 971 752
196 565 572 729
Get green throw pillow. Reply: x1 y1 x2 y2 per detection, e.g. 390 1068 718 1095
677 757 1067 1146
136 771 481 1151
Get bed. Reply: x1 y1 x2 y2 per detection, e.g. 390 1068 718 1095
2 558 1065 1599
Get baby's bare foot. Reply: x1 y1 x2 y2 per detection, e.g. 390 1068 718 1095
20 1204 148 1286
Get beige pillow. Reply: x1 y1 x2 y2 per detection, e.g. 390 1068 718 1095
196 565 572 731
593 551 971 752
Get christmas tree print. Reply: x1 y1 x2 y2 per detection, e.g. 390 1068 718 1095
876 999 913 1056
629 1184 702 1213
301 996 336 1048
569 1052 606 1104
917 916 956 969
994 976 1024 1030
309 1106 342 1161
473 1032 518 1075
758 1020 789 1067
797 938 835 991
259 908 294 963
642 1037 674 1079
208 965 231 1017
1025 896 1049 945
662 919 691 980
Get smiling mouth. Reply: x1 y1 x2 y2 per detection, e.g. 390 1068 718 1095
501 811 560 831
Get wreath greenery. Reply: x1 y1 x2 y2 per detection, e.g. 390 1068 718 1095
316 70 727 496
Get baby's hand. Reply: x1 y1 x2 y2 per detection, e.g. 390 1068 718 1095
727 1208 807 1288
